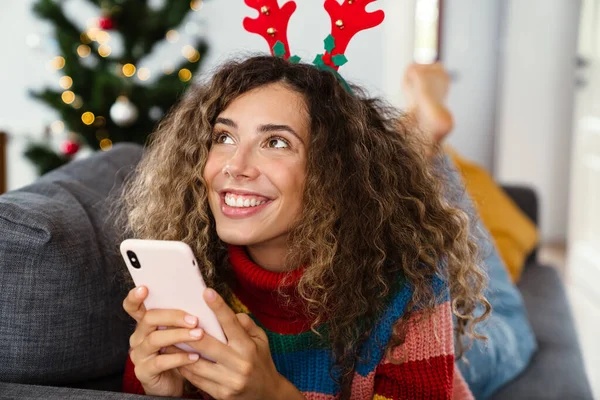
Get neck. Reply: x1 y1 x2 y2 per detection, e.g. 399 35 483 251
246 241 288 272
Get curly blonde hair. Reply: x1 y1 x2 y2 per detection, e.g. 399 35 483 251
118 56 489 395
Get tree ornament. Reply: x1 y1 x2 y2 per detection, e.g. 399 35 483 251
98 16 115 30
110 96 138 126
61 140 80 156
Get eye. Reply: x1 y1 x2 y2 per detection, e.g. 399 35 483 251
266 136 289 149
213 132 234 145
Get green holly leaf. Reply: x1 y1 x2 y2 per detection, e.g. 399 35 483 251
288 55 301 64
332 54 348 67
312 54 325 66
324 34 336 53
272 41 286 58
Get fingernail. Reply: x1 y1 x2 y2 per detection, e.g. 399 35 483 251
190 329 203 338
184 315 197 326
188 353 200 361
159 347 166 354
135 287 144 297
205 288 216 302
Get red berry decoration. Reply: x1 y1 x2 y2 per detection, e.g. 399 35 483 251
98 16 115 30
61 140 80 156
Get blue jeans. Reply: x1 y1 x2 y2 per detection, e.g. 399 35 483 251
441 156 537 399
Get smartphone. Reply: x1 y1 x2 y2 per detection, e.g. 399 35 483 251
120 239 227 356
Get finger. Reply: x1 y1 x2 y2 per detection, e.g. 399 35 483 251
184 330 239 368
179 356 226 388
178 365 225 400
137 352 201 383
139 328 206 358
137 309 199 337
203 289 247 344
123 286 148 322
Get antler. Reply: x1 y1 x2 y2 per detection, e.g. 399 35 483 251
322 0 385 70
243 0 297 59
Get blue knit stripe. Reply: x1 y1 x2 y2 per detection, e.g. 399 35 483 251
271 348 339 394
355 274 449 376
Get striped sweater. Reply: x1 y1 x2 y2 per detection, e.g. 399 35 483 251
123 245 473 399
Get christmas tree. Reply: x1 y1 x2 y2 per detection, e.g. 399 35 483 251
26 0 209 175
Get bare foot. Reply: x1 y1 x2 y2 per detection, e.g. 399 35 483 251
403 63 454 150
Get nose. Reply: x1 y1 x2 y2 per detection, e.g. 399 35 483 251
223 145 259 180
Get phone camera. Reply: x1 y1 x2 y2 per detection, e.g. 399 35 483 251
127 251 141 269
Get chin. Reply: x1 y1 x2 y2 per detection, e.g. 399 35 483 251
215 226 257 246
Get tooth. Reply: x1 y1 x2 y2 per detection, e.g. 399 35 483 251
243 199 250 207
250 198 257 207
235 197 243 207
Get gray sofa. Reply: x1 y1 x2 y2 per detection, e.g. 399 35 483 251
0 144 593 399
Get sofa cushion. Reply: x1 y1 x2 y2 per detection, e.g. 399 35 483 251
0 144 143 386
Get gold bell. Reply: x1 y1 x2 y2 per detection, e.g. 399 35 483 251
267 27 276 36
336 19 344 29
261 6 270 15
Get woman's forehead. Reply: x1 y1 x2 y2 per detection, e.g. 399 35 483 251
217 83 309 134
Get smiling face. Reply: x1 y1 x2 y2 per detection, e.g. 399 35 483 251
203 83 309 268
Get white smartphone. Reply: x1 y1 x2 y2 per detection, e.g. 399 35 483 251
120 239 227 355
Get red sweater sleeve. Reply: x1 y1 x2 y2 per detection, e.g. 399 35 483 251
373 301 465 399
122 351 146 395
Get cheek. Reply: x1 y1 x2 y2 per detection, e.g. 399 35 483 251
272 160 306 204
203 152 221 186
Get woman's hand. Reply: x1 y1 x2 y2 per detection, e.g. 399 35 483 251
122 286 205 397
173 288 304 400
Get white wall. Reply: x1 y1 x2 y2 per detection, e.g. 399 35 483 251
494 0 581 242
442 0 503 171
0 0 414 191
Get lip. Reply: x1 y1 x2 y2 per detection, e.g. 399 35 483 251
217 190 273 219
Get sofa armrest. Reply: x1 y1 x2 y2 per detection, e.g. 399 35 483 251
0 381 179 400
0 381 146 400
500 185 538 227
501 185 539 263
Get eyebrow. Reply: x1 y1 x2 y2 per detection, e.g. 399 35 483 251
214 117 304 145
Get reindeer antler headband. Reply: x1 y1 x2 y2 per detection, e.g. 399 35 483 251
243 0 385 90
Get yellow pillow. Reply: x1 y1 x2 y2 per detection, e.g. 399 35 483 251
445 147 539 282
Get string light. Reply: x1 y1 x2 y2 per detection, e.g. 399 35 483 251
182 45 200 62
81 111 95 125
61 91 75 104
50 56 66 70
137 67 151 81
96 31 111 45
178 68 192 82
122 63 136 77
99 138 113 151
59 76 73 89
94 116 106 127
98 45 112 57
80 33 91 44
50 121 65 133
190 0 203 11
166 30 179 42
73 96 83 109
77 44 91 58
86 27 100 41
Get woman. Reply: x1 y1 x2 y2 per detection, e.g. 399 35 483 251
120 56 489 399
